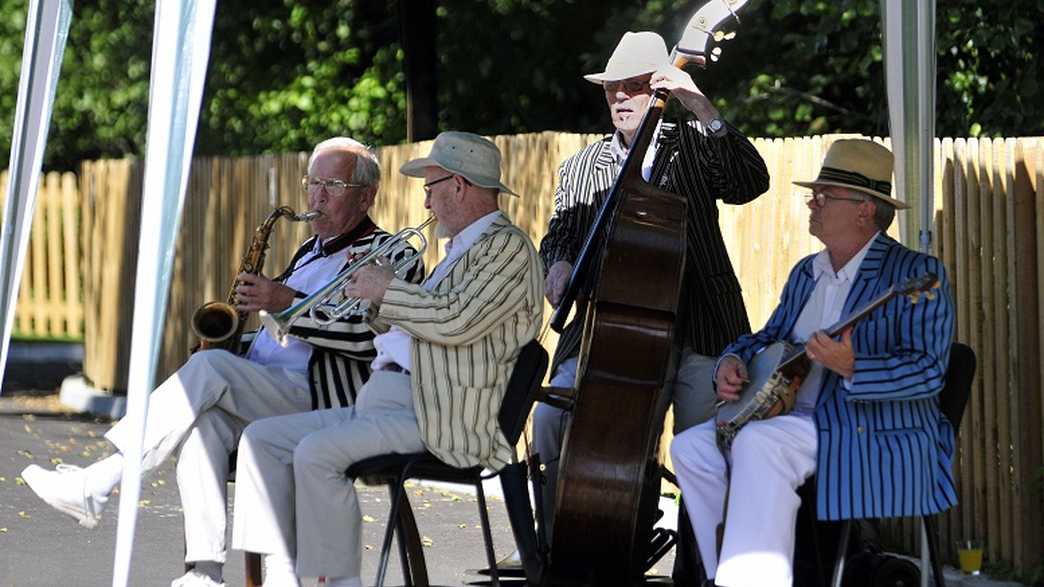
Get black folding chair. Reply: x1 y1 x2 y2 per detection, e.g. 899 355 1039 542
347 340 549 587
827 342 976 587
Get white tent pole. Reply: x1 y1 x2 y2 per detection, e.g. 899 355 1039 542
0 0 72 392
110 0 216 584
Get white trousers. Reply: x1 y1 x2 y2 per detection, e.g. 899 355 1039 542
104 349 311 563
231 371 425 580
531 350 716 536
670 416 817 587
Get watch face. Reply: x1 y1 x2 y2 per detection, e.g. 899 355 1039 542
709 119 724 132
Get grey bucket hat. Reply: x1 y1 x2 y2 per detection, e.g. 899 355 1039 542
400 131 517 196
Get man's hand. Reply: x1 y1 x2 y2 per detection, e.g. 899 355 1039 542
715 355 749 402
545 260 573 307
343 263 395 305
649 65 716 120
235 273 295 313
805 327 855 380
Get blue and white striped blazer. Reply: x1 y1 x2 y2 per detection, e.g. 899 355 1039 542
722 233 958 520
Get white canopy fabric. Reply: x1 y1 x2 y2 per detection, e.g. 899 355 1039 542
0 0 72 393
109 1 216 585
881 0 937 253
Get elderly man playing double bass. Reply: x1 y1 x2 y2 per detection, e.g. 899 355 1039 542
229 131 544 587
22 138 423 587
535 30 769 547
672 139 957 587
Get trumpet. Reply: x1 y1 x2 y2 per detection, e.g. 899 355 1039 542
259 216 436 346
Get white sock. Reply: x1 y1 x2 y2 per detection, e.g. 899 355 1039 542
323 577 361 587
262 553 300 587
192 560 223 583
84 453 124 501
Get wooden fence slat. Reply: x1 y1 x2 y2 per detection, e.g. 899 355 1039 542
991 139 1013 563
965 138 988 548
976 138 999 564
1010 139 1042 570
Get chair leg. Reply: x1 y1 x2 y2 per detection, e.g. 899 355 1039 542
829 521 852 587
245 552 263 587
376 482 405 587
922 516 945 587
474 479 500 587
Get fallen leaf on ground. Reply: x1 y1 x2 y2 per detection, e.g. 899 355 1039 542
421 536 433 547
362 515 376 523
15 477 25 486
17 512 29 519
138 500 151 507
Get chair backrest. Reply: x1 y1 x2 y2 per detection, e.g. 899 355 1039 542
939 342 976 430
498 339 549 445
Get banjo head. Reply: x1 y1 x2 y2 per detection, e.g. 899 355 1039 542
715 341 794 426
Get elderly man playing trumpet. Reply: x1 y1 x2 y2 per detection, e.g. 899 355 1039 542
22 137 423 587
230 131 544 587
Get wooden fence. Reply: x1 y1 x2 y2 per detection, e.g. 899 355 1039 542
9 132 1043 575
0 171 82 340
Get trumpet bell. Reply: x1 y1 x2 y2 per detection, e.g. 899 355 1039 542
191 301 240 343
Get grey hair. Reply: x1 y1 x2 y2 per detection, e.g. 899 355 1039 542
860 192 896 232
309 137 381 186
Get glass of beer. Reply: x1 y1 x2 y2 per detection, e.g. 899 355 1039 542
957 539 983 575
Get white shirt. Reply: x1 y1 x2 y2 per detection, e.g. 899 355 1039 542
246 237 354 373
609 121 662 182
788 232 879 415
371 211 503 372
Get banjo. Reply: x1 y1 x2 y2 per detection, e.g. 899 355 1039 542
715 271 940 448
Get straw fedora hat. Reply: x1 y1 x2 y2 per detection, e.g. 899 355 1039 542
793 139 908 209
584 31 670 84
400 131 517 196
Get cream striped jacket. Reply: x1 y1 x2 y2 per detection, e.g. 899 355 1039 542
371 212 544 470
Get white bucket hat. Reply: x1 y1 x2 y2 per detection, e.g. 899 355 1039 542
400 131 517 196
584 31 670 85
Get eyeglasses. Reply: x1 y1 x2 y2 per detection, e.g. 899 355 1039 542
301 176 368 198
422 175 455 195
805 190 866 207
604 77 651 95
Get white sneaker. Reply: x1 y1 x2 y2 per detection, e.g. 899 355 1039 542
21 464 104 529
170 570 226 587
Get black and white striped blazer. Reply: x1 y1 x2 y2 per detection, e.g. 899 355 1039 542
539 120 770 371
243 217 425 410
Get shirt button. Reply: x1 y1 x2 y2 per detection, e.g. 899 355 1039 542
857 426 865 434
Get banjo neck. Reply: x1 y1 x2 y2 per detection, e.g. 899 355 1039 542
777 272 939 371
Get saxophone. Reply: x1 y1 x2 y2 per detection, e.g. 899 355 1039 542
191 206 320 352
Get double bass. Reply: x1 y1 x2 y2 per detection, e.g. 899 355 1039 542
544 2 750 584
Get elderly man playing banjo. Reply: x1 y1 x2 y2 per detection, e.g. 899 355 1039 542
671 139 957 587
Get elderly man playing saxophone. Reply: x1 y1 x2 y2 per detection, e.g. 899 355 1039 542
21 137 424 587
230 131 544 587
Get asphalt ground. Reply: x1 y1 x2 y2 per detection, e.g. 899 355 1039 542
0 401 678 587
0 407 524 587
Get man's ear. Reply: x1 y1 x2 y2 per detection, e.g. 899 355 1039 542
361 186 378 210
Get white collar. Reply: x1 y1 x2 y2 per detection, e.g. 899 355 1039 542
444 210 501 256
812 231 880 282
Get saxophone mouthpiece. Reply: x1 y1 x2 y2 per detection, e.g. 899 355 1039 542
296 210 322 221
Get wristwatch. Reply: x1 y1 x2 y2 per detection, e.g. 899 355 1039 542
706 117 726 136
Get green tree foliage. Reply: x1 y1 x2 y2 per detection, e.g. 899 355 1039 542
0 0 406 170
0 0 1040 171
